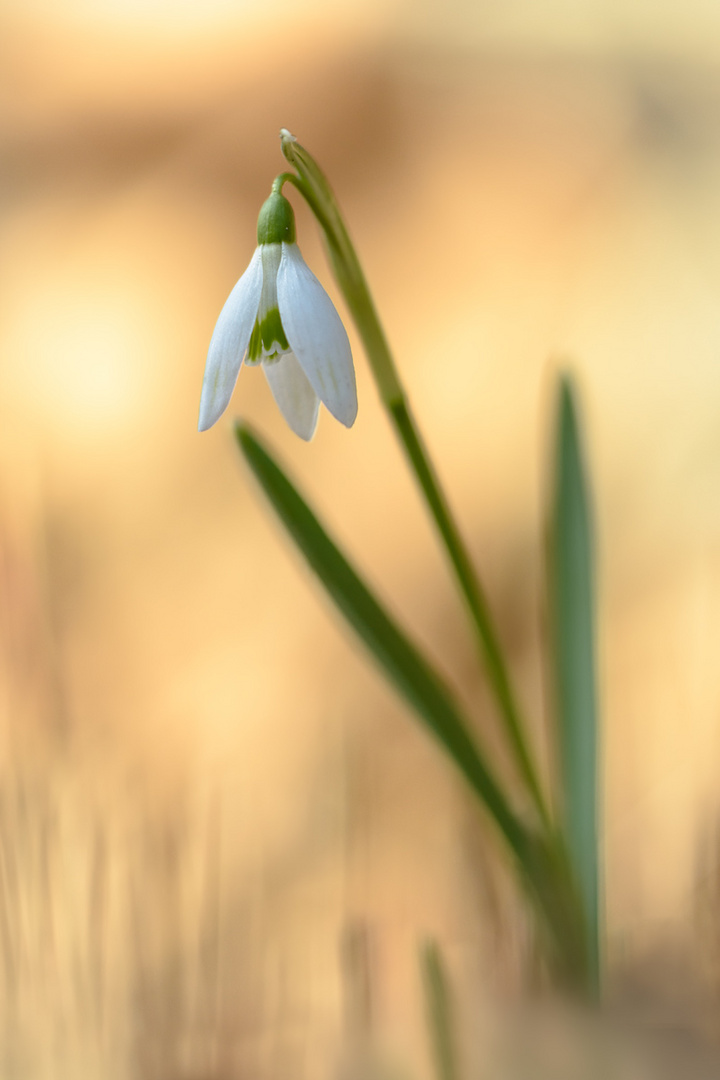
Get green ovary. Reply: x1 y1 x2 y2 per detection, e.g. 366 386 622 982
247 306 290 363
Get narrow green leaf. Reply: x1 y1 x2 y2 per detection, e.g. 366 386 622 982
421 941 459 1080
548 375 600 991
234 421 530 867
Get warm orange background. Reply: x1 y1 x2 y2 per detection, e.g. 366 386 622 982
3 2 720 1074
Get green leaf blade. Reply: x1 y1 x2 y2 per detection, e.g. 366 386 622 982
549 375 600 991
234 421 529 865
421 940 460 1080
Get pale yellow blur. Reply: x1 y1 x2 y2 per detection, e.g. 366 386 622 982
3 1 720 1075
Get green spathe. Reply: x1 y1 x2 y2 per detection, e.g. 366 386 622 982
256 191 296 245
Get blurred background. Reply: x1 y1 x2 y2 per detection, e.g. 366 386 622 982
3 0 720 1075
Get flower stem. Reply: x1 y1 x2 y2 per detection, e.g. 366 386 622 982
277 137 551 830
389 398 551 828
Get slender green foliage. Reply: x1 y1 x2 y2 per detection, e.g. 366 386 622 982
421 941 460 1080
235 422 529 862
235 422 591 991
279 133 550 828
389 399 550 827
548 375 600 993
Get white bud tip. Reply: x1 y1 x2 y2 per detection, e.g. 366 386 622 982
279 128 297 143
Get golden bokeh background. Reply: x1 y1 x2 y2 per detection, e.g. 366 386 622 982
3 0 720 1075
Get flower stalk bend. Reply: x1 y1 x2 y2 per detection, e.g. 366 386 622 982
278 129 550 830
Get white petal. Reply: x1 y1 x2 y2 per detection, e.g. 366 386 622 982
198 247 264 432
263 353 320 441
276 243 357 428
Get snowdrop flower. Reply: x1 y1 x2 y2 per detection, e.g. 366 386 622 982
198 188 357 440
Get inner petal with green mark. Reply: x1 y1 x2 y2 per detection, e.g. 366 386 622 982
247 307 290 363
246 243 291 365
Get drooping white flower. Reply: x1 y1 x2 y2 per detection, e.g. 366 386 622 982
198 188 357 440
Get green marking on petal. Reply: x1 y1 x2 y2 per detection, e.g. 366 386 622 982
247 307 289 364
262 307 289 353
247 319 262 363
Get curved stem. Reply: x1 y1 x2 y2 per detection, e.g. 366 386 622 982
272 172 297 195
279 138 551 829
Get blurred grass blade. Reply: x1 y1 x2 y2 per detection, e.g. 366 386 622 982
548 375 600 991
235 421 530 866
421 941 459 1080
